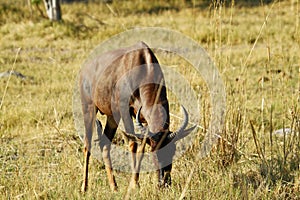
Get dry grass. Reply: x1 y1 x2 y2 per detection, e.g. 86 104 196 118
0 0 299 199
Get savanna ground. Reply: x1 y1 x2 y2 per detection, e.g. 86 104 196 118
0 0 299 199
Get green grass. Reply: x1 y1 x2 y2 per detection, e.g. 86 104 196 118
1 0 299 199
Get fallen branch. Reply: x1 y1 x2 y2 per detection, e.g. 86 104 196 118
0 70 31 80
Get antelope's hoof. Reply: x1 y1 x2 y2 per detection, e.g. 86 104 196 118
110 185 118 192
130 181 140 189
81 183 88 193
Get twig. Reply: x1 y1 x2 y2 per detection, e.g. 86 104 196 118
106 3 117 17
250 120 267 166
240 1 276 77
84 13 107 25
0 48 21 110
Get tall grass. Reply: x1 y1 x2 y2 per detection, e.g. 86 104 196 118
0 0 299 199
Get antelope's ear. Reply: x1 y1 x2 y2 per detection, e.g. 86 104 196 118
122 131 142 143
121 131 151 145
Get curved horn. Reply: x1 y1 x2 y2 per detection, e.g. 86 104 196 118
167 105 189 140
135 106 147 134
136 107 147 134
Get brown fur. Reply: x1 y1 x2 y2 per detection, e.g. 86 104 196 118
79 41 189 192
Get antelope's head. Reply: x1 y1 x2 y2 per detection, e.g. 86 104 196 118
124 105 195 187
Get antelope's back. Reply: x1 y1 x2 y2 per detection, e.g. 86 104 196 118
79 41 164 115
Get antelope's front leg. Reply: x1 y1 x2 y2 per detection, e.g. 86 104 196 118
130 140 146 188
129 141 139 188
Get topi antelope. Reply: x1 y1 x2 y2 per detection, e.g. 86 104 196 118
79 41 195 192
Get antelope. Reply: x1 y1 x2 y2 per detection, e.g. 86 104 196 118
79 41 195 192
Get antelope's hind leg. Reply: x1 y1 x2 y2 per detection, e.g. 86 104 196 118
100 115 118 191
81 104 96 192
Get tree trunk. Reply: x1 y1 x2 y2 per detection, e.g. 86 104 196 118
44 0 62 21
